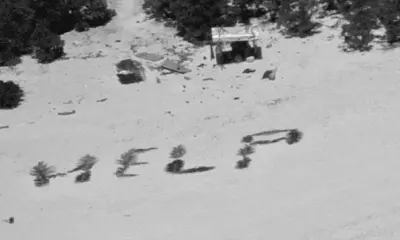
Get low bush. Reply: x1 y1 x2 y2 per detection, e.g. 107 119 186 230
165 159 184 173
0 80 24 109
75 171 92 183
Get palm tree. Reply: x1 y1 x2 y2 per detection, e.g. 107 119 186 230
30 161 56 187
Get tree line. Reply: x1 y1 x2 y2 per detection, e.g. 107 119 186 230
143 0 400 51
0 0 116 66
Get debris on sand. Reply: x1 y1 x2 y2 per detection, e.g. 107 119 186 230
262 68 277 80
161 59 191 74
57 110 76 116
116 59 146 84
243 68 256 74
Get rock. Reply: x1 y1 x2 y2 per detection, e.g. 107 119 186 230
184 76 191 80
246 56 255 63
262 68 277 80
0 125 9 129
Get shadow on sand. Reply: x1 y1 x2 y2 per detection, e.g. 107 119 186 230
178 166 215 174
116 173 138 178
250 137 287 146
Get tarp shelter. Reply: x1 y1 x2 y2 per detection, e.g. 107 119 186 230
210 26 262 65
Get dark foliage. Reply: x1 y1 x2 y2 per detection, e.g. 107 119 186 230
30 161 56 187
241 135 254 143
165 159 184 173
143 0 400 49
377 0 400 44
286 129 303 145
236 157 251 169
0 80 24 109
0 0 116 66
278 0 320 37
143 0 231 42
237 145 255 157
115 149 138 177
75 171 91 183
170 145 186 159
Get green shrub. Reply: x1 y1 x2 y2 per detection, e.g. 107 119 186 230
0 80 24 109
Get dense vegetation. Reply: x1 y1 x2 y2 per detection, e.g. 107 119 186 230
0 80 24 109
0 0 116 66
143 0 400 51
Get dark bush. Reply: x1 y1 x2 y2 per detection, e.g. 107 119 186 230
142 0 400 50
0 80 24 109
378 0 400 44
75 171 92 183
241 135 254 143
278 0 319 37
236 157 251 169
74 21 90 32
79 0 117 27
286 129 303 145
116 59 146 84
165 159 184 173
336 0 380 51
143 0 229 42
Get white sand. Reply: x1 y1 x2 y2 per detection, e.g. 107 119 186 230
2 1 400 240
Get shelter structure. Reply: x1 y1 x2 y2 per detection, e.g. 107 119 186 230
210 25 262 65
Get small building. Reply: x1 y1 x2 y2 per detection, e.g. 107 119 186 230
211 25 262 65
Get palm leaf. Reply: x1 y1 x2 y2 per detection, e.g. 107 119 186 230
170 145 186 159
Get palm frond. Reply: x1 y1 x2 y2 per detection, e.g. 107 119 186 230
241 135 254 143
30 161 56 178
77 154 98 171
237 145 255 157
117 149 138 168
170 145 186 159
